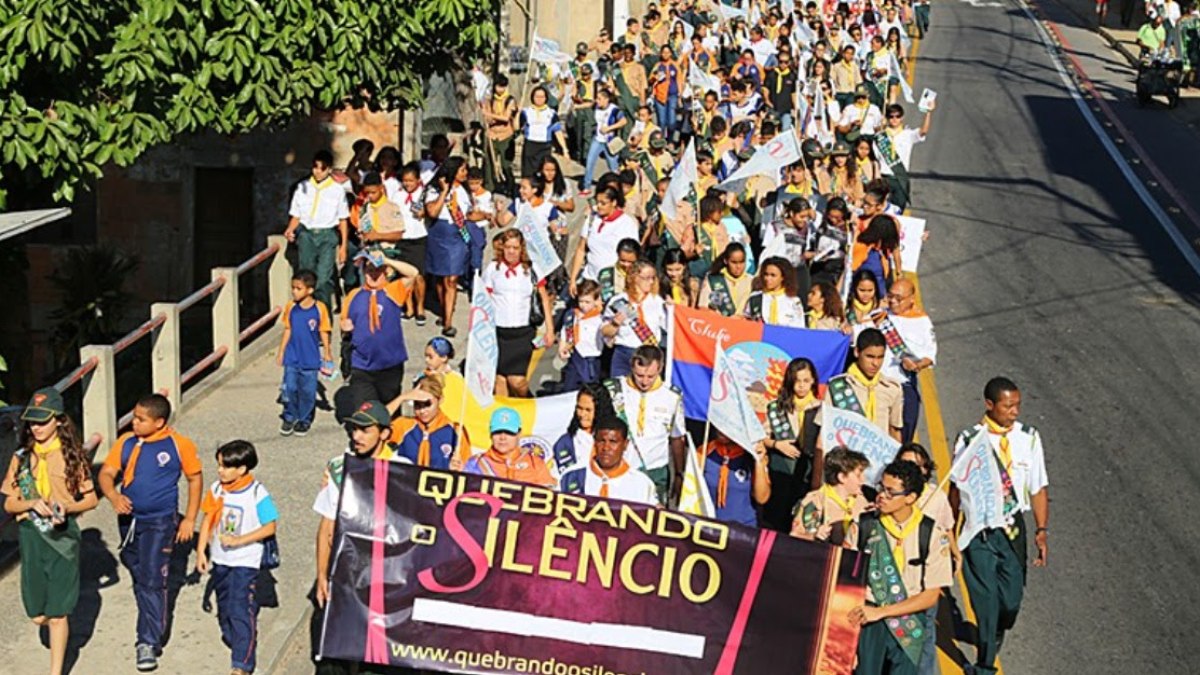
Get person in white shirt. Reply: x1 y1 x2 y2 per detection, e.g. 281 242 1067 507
837 84 885 141
744 257 807 328
283 150 351 309
313 401 408 611
480 229 555 398
950 377 1050 675
877 101 935 211
394 163 429 324
558 280 605 392
585 416 660 506
878 279 936 443
602 345 686 506
569 185 639 294
600 260 668 378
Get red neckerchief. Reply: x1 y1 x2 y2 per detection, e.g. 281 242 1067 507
403 185 421 205
503 261 522 278
597 208 624 233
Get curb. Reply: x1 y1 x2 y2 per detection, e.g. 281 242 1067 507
264 604 314 674
1048 0 1141 66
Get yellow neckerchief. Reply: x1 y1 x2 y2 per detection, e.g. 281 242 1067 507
856 156 872 173
774 67 791 94
671 283 685 305
791 393 815 431
491 92 513 119
700 220 721 261
880 507 924 573
308 176 335 218
579 78 593 100
628 376 663 436
847 363 882 421
784 179 811 196
851 297 877 320
764 288 786 324
32 436 62 499
822 483 857 536
857 99 871 123
983 415 1014 471
807 307 824 329
590 457 631 498
721 269 748 310
531 103 548 113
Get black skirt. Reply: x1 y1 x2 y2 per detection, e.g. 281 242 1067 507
496 325 536 376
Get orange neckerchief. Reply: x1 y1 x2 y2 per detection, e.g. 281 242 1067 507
590 458 631 498
708 439 746 508
366 287 384 333
483 447 521 479
574 307 602 343
415 412 453 467
121 426 173 487
200 473 255 536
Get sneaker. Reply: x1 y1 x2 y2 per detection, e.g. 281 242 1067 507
435 317 444 327
293 421 311 436
442 326 458 338
415 314 427 326
279 420 295 436
136 644 158 672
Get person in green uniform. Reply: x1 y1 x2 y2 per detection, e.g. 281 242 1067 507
2 388 100 675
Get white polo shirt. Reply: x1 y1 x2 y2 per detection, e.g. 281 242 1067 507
881 312 937 382
396 186 428 239
581 211 639 280
561 310 605 358
953 421 1049 515
838 103 884 136
614 378 685 471
482 262 538 328
289 177 351 229
745 291 806 328
425 184 473 223
585 463 659 505
604 293 668 349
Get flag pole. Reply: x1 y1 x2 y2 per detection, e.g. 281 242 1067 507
699 338 722 456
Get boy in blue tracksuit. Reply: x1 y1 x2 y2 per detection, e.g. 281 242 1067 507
277 269 333 436
98 393 203 672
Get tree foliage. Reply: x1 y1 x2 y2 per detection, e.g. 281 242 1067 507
0 0 499 205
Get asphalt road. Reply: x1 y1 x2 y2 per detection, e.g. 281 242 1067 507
912 0 1200 672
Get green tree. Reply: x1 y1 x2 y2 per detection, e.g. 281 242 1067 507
0 0 499 205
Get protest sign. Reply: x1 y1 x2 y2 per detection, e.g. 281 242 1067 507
949 429 1008 551
511 202 563 280
319 460 867 674
530 33 571 64
718 131 803 189
464 277 498 408
819 405 901 485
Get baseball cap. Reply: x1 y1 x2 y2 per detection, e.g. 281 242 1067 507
344 400 391 428
649 131 667 150
854 84 871 98
577 41 590 55
21 387 64 423
489 407 522 435
354 247 386 268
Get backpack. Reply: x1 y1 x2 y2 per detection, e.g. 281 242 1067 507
255 483 281 570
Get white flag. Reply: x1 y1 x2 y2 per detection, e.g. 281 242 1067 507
464 275 498 408
709 346 768 452
511 203 563 280
890 51 915 104
819 404 901 486
688 64 722 95
660 138 698 222
718 130 803 188
530 32 571 64
896 215 926 273
716 2 749 22
678 436 717 518
949 429 1008 551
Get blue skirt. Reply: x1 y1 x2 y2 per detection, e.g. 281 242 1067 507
425 219 469 277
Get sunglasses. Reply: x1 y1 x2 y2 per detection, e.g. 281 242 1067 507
887 113 903 119
877 485 914 499
412 400 434 410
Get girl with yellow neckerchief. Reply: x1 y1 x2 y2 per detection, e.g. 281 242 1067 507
853 137 883 186
763 358 825 531
699 242 754 316
790 447 871 548
806 281 851 332
2 388 99 675
847 268 885 335
816 141 865 206
659 248 699 308
744 257 806 328
688 194 731 279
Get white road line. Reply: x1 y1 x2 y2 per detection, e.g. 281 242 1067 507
411 598 708 659
1016 0 1200 276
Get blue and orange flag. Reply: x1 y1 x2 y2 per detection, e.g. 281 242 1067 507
669 305 852 421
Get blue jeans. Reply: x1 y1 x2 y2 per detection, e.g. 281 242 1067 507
281 366 318 424
297 227 340 310
583 138 618 190
119 513 177 648
654 95 678 137
212 564 259 672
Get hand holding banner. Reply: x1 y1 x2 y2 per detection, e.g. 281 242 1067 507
511 202 563 280
819 404 901 485
949 429 1008 551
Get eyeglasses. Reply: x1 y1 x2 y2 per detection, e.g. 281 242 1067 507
886 293 912 301
877 485 913 499
412 400 433 410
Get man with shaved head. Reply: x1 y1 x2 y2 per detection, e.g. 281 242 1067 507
877 277 937 443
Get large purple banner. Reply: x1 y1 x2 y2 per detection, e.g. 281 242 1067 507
318 457 867 674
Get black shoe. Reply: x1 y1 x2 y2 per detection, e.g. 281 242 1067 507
415 314 427 326
442 326 458 338
436 317 444 327
293 422 311 436
279 420 295 436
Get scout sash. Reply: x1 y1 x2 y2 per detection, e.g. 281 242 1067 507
876 315 916 360
766 400 802 475
993 445 1022 539
638 150 660 184
862 517 930 667
613 69 640 131
447 190 472 243
827 376 866 416
705 273 737 316
610 297 659 345
746 293 763 321
875 131 912 207
600 379 651 472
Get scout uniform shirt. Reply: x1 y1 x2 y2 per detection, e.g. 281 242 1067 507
390 412 467 470
608 377 685 472
880 311 937 383
699 270 754 317
341 277 412 372
953 420 1049 518
879 125 926 175
862 514 954 605
104 428 202 518
354 195 407 250
585 460 659 506
289 176 351 230
793 486 871 547
817 370 905 435
2 444 95 523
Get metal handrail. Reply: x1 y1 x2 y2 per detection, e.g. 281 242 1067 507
177 277 227 313
53 356 99 393
235 242 280 275
239 305 282 342
111 313 167 355
180 345 230 387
